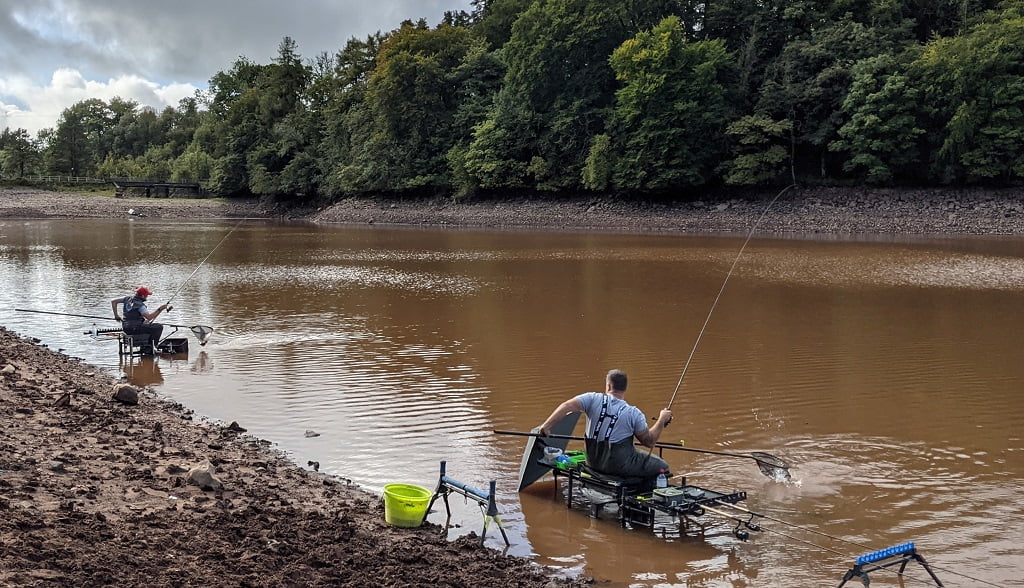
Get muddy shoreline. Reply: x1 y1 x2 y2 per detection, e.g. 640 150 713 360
2 185 1023 234
0 326 585 586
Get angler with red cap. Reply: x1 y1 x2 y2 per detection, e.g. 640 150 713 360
111 286 171 355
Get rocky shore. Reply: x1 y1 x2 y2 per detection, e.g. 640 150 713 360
2 184 1023 234
1 184 1021 586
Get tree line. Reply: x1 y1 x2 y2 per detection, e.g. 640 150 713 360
2 0 1022 204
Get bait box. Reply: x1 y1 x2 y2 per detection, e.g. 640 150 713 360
652 486 688 506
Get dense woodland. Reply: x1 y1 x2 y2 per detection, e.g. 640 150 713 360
2 0 1023 204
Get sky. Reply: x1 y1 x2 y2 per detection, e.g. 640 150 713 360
0 0 473 137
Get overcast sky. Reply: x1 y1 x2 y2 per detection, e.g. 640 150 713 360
0 0 473 137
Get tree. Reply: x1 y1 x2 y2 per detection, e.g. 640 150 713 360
352 20 480 192
606 16 733 191
0 128 40 178
466 0 650 191
720 114 793 185
830 53 925 183
912 2 1024 182
469 0 534 49
756 15 913 180
44 99 114 176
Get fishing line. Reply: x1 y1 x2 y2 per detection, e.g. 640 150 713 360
164 219 245 309
666 184 795 411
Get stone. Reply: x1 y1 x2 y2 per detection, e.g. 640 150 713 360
186 459 224 491
111 383 139 405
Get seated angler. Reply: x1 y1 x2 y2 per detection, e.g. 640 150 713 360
539 369 672 485
111 286 171 354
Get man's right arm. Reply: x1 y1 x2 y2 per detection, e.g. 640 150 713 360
635 407 672 448
110 297 122 321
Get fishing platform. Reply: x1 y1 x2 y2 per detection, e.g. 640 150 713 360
539 449 757 540
515 416 761 542
92 326 189 357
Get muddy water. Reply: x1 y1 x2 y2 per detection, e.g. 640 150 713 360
1 218 1021 587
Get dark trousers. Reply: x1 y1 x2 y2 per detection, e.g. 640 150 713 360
585 437 670 480
123 321 163 353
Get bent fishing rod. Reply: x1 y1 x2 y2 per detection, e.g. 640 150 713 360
666 184 795 413
164 218 245 310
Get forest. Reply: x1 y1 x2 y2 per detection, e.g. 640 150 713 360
1 0 1022 204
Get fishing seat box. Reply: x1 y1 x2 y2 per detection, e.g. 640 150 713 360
157 338 188 354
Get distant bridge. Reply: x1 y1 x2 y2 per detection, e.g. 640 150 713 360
33 176 210 198
108 178 207 198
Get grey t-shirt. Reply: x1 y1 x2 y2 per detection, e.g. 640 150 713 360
576 391 648 444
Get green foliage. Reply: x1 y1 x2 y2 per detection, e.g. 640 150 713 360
356 21 480 192
911 2 1024 182
471 0 534 49
721 114 792 186
7 0 1024 197
756 15 913 179
582 134 612 191
172 144 215 182
467 0 657 191
0 128 40 178
608 16 733 190
45 98 115 175
830 53 925 183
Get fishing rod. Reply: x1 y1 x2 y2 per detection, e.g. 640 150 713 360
13 308 214 345
164 218 245 309
666 184 795 412
492 430 790 479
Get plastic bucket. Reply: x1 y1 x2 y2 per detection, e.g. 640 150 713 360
382 483 432 528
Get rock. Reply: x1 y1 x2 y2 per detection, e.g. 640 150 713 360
111 383 139 405
226 421 247 433
186 459 224 491
2 364 14 374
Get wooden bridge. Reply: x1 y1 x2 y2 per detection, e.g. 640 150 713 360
109 178 207 198
33 176 210 198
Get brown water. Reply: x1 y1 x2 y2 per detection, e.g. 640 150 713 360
1 219 1021 587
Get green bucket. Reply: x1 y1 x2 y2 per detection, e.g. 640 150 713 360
382 483 432 528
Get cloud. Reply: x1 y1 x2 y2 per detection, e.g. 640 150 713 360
1 0 472 135
1 69 199 136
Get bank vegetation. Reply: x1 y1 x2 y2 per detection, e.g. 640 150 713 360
2 0 1023 205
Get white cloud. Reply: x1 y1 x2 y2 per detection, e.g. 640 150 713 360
0 69 200 136
0 0 473 136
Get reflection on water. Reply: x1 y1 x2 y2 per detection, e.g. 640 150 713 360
1 218 1022 586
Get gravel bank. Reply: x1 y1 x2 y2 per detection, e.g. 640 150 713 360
2 185 1023 234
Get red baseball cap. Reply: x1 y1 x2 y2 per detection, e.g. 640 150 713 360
135 286 153 297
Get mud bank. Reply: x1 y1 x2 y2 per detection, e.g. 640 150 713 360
0 327 586 587
3 185 1023 234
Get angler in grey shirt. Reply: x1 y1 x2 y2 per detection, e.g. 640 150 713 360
539 369 672 480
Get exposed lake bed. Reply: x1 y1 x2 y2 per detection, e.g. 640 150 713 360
2 184 1023 234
